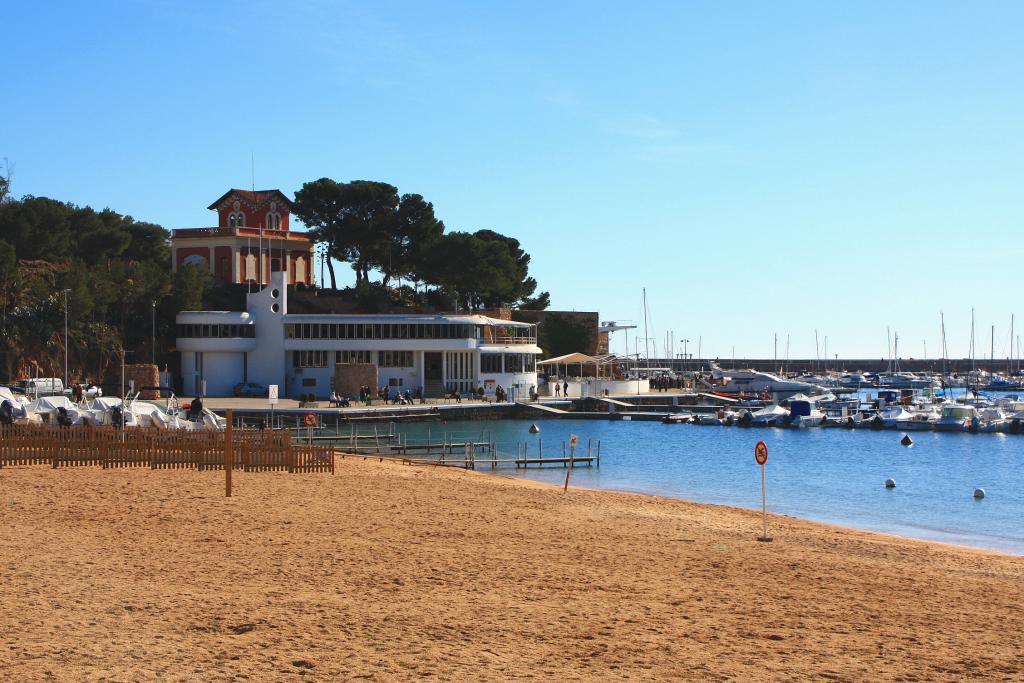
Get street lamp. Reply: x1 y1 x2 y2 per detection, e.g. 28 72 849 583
63 289 71 393
151 301 157 366
120 348 134 399
119 348 134 442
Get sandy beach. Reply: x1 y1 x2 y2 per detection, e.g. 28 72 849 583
1 458 1022 682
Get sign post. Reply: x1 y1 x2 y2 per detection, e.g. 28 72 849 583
563 434 579 491
225 408 233 497
304 412 317 445
268 384 279 429
754 440 771 542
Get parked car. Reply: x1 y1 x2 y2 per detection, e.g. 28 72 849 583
16 377 65 397
233 382 267 398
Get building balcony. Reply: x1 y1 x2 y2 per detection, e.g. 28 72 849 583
172 226 311 241
481 334 537 345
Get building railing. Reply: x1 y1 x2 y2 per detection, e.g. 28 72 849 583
172 226 306 240
482 334 537 345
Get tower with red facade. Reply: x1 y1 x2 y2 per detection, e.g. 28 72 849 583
171 188 315 286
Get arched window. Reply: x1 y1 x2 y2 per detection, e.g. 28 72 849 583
183 254 207 269
266 212 281 229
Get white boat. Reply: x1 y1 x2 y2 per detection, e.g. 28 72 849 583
934 405 976 432
877 373 937 389
750 404 790 427
694 410 737 426
714 370 817 396
972 407 1010 433
787 399 825 428
878 405 914 429
895 408 937 431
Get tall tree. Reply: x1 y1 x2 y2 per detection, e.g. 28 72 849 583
472 229 548 309
421 232 520 310
293 179 397 288
384 193 444 286
293 179 444 288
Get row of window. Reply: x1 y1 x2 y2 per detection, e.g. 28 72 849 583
293 350 415 369
379 351 414 367
177 324 255 338
286 322 485 341
481 354 537 373
226 212 283 229
290 351 535 372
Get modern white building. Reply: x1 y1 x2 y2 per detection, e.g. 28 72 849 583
176 272 542 400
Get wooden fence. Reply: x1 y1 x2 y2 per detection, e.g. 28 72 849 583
0 424 333 474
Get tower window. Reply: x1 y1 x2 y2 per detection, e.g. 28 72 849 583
266 212 281 229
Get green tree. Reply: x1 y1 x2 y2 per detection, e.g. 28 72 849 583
293 179 444 288
386 193 444 286
472 229 548 309
293 179 393 288
0 196 74 261
422 232 520 310
172 263 213 314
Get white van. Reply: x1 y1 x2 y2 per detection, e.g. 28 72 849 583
17 378 65 397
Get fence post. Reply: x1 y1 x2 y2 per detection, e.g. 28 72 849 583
225 409 233 497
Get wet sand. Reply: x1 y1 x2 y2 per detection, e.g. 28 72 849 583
1 458 1022 681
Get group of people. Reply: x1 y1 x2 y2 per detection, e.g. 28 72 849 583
69 382 101 403
651 374 685 392
327 392 351 408
552 379 570 397
353 385 422 406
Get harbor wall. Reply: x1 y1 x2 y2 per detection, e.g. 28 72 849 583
650 358 1020 374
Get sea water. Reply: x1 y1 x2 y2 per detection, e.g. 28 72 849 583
386 419 1024 554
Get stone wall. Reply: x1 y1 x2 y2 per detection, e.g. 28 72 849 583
333 363 378 400
512 310 600 357
103 364 160 399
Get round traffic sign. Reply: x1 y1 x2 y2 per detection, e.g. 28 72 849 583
754 440 768 465
303 412 317 427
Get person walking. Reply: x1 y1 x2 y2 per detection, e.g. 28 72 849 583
563 379 569 397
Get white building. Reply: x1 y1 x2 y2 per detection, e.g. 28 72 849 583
176 272 541 400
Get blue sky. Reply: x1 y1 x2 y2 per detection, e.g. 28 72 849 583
5 1 1022 360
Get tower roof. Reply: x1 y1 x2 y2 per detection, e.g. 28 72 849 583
207 189 293 211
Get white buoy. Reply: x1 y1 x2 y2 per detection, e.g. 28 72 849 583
885 478 896 489
974 488 986 499
529 423 540 434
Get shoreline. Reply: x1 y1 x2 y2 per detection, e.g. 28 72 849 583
2 459 1023 680
486 468 1022 558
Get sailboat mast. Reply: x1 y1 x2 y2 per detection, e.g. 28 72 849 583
1009 314 1014 375
970 308 976 391
940 311 948 389
642 288 650 376
886 327 892 374
814 329 820 373
894 332 899 373
990 324 995 374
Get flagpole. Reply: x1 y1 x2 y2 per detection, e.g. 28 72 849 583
246 235 251 293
